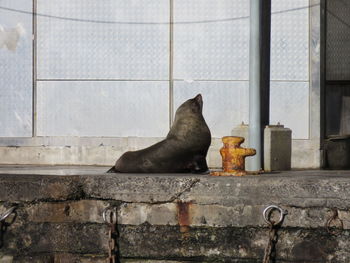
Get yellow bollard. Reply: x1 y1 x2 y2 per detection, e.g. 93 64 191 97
211 136 256 176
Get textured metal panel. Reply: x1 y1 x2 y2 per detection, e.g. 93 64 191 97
173 0 249 80
270 81 309 139
174 81 249 137
37 0 169 80
0 0 32 137
37 81 169 137
326 0 350 81
270 0 309 81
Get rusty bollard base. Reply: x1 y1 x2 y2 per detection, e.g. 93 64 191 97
211 170 247 176
210 170 262 176
210 136 258 177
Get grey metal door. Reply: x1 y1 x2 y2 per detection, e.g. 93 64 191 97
325 0 350 136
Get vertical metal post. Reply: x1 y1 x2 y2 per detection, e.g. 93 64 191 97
249 0 271 171
169 0 174 127
32 0 37 137
320 0 327 166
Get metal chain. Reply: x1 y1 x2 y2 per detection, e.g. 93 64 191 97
103 206 118 263
262 205 288 263
0 206 17 249
262 225 278 263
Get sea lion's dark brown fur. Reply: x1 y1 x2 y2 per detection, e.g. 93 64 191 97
107 94 211 173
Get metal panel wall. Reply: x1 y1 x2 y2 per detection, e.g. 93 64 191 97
270 82 309 139
37 81 169 137
270 0 309 81
0 0 32 137
173 0 310 139
173 0 249 80
0 0 311 139
269 0 310 139
37 0 169 80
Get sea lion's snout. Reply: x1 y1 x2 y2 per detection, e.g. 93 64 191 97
194 94 203 112
194 94 202 103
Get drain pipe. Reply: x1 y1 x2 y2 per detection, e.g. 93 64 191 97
248 0 271 171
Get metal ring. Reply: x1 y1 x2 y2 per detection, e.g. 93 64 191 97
0 207 16 222
326 209 343 235
103 206 117 224
263 205 288 226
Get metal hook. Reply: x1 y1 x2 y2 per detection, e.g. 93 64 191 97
263 205 288 226
103 206 117 225
0 206 16 222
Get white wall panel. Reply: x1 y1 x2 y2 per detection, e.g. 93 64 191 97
174 81 249 137
37 81 169 137
0 0 32 137
173 0 249 80
270 81 309 139
37 0 169 80
271 0 309 81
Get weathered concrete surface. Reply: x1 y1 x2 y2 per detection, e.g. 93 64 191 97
118 202 350 229
3 221 109 254
3 169 350 208
82 171 350 209
119 225 345 262
1 166 350 262
0 173 82 202
25 200 109 223
13 254 107 263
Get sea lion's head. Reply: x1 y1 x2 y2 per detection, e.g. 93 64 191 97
176 94 204 117
168 93 211 145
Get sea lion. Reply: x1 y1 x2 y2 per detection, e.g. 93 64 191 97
107 94 211 173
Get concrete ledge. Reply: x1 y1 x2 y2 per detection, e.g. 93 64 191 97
0 137 223 168
1 166 350 262
0 137 321 169
2 168 350 208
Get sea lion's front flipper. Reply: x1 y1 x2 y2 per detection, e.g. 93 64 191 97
191 155 210 174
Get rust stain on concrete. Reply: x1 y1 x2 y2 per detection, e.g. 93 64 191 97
176 201 192 239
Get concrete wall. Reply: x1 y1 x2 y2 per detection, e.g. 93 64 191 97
1 170 350 262
0 0 322 169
